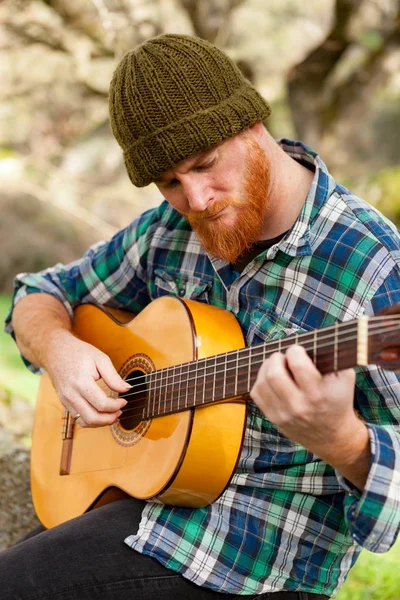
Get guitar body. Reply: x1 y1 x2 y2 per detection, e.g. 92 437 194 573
31 297 248 528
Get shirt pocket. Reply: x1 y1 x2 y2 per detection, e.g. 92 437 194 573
247 304 310 347
150 268 212 303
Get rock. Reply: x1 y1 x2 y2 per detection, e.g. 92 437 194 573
0 427 40 551
0 389 34 442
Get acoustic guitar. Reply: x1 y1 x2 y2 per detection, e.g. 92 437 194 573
31 296 400 528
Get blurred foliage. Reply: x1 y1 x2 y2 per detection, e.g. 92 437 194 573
360 30 385 52
344 166 400 226
368 167 400 223
337 541 400 600
0 296 39 403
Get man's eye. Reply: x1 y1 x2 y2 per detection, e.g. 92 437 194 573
196 159 216 171
165 178 179 188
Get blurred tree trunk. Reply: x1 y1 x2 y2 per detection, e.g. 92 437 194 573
176 0 255 80
287 0 400 150
177 0 246 45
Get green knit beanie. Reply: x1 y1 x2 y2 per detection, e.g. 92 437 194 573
109 34 271 187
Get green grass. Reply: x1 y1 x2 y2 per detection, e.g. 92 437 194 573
337 542 400 599
0 295 399 597
0 294 39 402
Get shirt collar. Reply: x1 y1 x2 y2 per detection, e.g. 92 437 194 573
258 139 337 261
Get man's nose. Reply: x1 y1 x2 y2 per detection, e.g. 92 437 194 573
182 177 213 212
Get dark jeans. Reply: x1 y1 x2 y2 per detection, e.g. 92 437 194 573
0 498 330 600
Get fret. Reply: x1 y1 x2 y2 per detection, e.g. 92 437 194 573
184 363 189 408
278 338 282 353
151 371 156 418
247 347 252 391
212 355 217 402
334 322 338 371
237 348 249 396
196 359 204 405
194 360 198 406
164 368 168 414
161 369 166 415
225 351 236 399
200 358 206 404
148 371 154 418
313 329 317 365
156 369 162 416
214 354 225 401
171 365 176 412
234 350 239 396
177 364 183 411
263 343 266 362
157 369 161 416
222 354 226 398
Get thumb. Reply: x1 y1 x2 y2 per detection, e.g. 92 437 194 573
96 354 131 392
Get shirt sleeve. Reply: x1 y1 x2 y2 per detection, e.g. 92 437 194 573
335 271 400 553
4 205 163 373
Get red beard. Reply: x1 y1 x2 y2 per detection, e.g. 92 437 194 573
187 136 270 263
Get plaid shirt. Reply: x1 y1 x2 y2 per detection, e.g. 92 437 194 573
5 140 400 597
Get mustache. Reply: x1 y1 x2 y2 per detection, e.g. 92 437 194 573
187 197 242 225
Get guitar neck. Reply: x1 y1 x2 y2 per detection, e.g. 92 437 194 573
143 314 392 420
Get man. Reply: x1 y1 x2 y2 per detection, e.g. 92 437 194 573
2 34 400 600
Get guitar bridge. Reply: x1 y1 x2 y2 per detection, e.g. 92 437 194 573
59 410 75 475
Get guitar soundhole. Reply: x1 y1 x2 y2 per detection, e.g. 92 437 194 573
119 370 147 431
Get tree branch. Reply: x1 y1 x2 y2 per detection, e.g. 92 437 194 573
286 0 364 145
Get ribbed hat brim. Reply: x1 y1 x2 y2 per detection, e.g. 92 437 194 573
123 84 271 187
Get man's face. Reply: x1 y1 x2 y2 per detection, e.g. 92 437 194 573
155 129 270 263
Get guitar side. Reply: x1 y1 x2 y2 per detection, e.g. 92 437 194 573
31 297 247 528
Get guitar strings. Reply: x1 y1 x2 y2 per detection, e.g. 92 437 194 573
123 315 400 388
121 318 400 393
117 319 400 418
67 318 400 427
109 320 400 421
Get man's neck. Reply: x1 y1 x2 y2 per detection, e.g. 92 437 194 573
258 138 314 241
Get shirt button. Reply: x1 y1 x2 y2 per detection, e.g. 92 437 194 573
179 288 186 296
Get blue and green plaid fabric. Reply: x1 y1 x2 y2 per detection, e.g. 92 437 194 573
5 140 400 597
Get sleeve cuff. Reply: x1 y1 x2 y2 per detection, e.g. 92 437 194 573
335 424 400 552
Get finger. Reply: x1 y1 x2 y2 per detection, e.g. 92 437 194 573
79 378 127 413
260 351 300 401
285 345 322 392
250 375 287 423
69 396 123 428
96 354 131 392
323 368 355 383
74 410 122 428
251 361 312 432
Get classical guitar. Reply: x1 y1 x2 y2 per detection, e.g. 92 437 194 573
31 296 400 528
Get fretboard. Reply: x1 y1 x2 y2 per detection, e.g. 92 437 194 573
143 319 363 419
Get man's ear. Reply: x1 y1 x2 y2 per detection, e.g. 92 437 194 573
247 120 264 140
